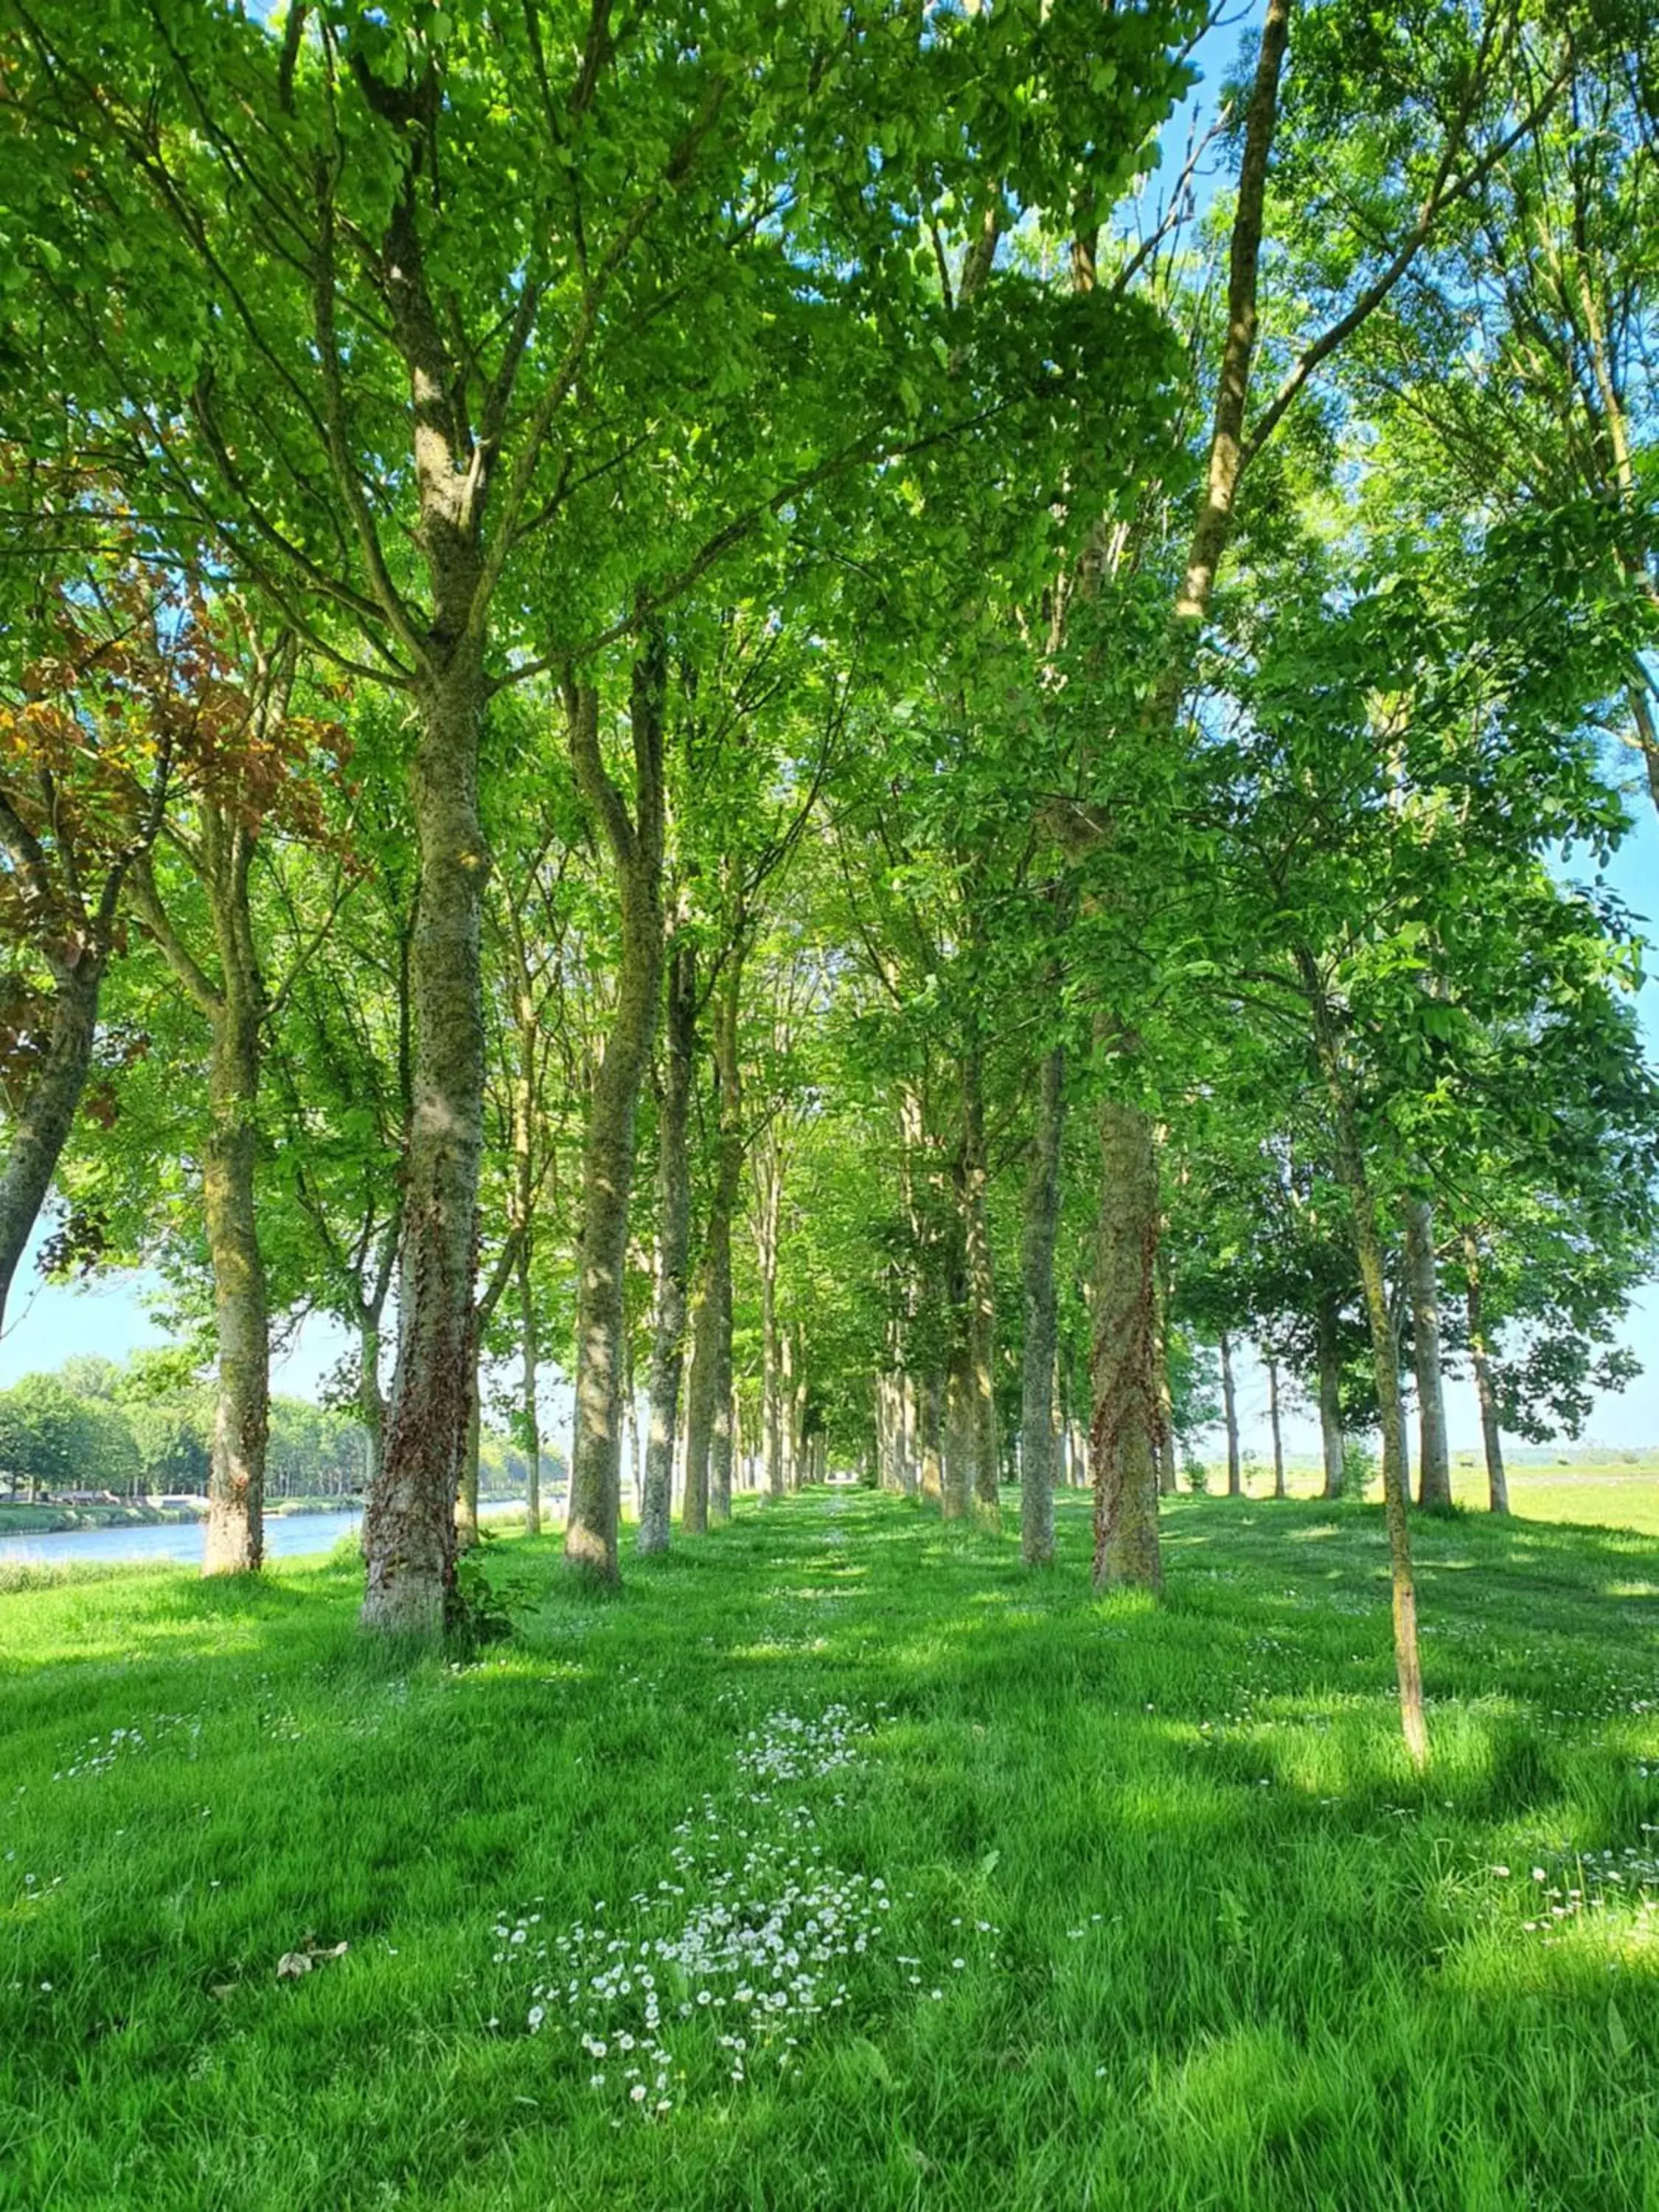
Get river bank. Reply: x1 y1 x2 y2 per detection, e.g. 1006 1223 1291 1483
0 1495 373 1537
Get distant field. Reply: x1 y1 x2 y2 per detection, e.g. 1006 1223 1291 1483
1203 1454 1659 1537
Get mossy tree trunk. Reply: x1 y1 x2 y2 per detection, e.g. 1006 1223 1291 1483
959 1051 1000 1531
640 935 695 1554
1091 1095 1164 1592
133 798 270 1579
565 648 667 1582
1019 1043 1065 1565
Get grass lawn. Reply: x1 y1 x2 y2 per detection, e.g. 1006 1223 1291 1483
2 1489 1658 2210
1220 1454 1659 1538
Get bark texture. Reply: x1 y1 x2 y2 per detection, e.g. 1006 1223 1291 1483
368 653 487 1632
134 802 270 1579
640 936 695 1554
1404 1196 1453 1510
1301 951 1428 1768
959 1051 1000 1531
1464 1237 1509 1514
706 960 745 1526
1267 1356 1287 1498
1316 1292 1346 1498
1019 1043 1065 1565
1220 1329 1242 1497
754 1125 785 1499
565 652 667 1580
0 956 102 1334
1091 1099 1164 1592
202 937 268 1576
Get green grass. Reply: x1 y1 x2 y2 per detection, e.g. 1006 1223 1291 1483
2 1491 1658 2211
1217 1453 1659 1537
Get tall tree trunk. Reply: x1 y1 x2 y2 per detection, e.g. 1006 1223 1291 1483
202 966 268 1576
641 936 695 1554
0 953 103 1335
1220 1329 1242 1498
1155 1251 1178 1497
565 650 667 1581
358 1316 386 1498
135 812 270 1578
690 956 748 1540
919 1372 945 1508
941 1352 973 1521
959 1051 1000 1531
683 1258 717 1534
1464 1235 1509 1514
1091 1097 1164 1592
1019 1043 1065 1565
369 653 487 1632
518 1236 540 1539
1316 1292 1345 1498
1082 0 1291 1594
1404 1196 1452 1511
456 1368 481 1548
1267 1355 1287 1498
1300 952 1427 1769
754 1128 785 1499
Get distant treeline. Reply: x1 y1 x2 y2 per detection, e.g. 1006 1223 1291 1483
0 1354 558 1503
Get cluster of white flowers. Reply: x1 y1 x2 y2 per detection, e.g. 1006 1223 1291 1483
1514 1831 1659 1944
734 1704 872 1786
485 1691 996 2118
51 1713 196 1783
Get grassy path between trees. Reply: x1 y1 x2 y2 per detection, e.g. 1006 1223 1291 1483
2 1490 1658 2210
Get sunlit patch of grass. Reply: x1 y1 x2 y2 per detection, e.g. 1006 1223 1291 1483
0 1489 1657 2207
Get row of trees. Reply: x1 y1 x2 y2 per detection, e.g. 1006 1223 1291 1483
0 1354 544 1504
1 1 1655 1765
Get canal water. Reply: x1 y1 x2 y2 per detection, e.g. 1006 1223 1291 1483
0 1503 529 1570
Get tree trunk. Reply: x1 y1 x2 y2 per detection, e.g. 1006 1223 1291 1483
367 655 487 1632
919 1372 944 1508
518 1236 540 1539
1300 953 1427 1769
755 1130 785 1500
685 950 747 1528
1404 1196 1453 1511
959 1051 1000 1531
1464 1237 1509 1514
0 953 103 1335
1353 1197 1429 1768
202 973 268 1576
358 1317 386 1498
1019 1043 1065 1565
941 1346 973 1523
1316 1292 1345 1498
1091 1096 1164 1592
1080 2 1290 1591
565 651 667 1581
1155 1252 1178 1497
455 1370 481 1548
641 937 695 1554
1267 1355 1287 1498
1220 1329 1242 1498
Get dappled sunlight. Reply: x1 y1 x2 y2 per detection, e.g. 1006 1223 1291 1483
4 1489 1658 2209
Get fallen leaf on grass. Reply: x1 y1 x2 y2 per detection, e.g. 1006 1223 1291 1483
276 1939 349 1982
